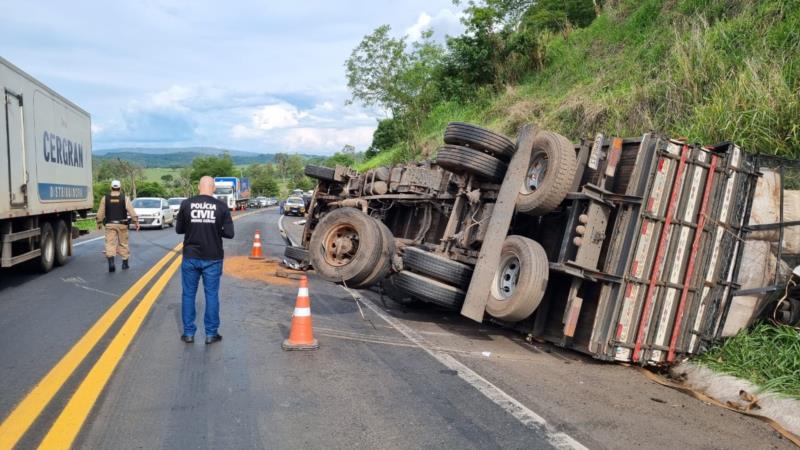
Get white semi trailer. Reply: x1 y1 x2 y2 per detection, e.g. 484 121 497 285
0 57 93 272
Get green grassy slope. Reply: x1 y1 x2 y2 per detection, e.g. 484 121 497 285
360 0 799 169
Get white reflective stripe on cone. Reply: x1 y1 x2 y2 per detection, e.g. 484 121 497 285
294 307 311 317
298 287 309 297
253 242 261 247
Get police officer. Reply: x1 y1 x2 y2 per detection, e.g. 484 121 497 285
96 180 139 272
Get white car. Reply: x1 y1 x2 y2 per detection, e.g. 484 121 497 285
132 197 174 229
167 197 187 214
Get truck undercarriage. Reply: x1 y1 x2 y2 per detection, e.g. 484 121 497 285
293 122 798 366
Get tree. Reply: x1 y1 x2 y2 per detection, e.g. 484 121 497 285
136 181 168 198
189 154 235 182
346 25 409 114
95 158 144 197
252 176 279 196
160 174 174 183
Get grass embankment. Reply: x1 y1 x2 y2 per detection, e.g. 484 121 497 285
74 218 95 232
359 0 800 171
697 323 800 399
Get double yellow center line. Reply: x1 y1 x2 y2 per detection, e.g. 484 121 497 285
0 209 260 449
0 244 183 450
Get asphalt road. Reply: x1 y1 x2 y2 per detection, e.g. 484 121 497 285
0 207 793 449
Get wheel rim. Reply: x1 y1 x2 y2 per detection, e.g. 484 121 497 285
522 153 548 194
322 223 360 267
493 253 520 300
58 232 68 257
44 236 54 263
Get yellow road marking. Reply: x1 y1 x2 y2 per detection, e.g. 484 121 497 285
38 255 184 449
0 243 182 450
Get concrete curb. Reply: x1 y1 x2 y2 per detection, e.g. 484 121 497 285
672 362 800 437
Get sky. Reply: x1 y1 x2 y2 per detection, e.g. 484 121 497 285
0 1 464 154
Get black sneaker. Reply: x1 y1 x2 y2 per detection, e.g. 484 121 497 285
205 334 222 345
180 335 194 343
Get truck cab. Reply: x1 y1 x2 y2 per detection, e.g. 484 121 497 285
213 181 236 209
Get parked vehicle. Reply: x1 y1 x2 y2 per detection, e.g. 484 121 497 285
265 197 278 206
167 197 187 215
294 122 794 366
132 197 174 229
248 198 260 208
213 177 250 210
0 57 93 272
283 197 306 216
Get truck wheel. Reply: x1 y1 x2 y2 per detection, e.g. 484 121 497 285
486 235 549 322
54 220 70 266
393 271 466 310
284 245 310 263
350 218 395 289
402 247 473 288
436 145 507 183
305 165 336 181
309 208 383 286
443 122 516 160
39 222 55 273
517 131 577 216
381 276 423 307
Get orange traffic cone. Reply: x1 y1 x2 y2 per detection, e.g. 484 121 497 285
249 229 265 260
282 275 319 351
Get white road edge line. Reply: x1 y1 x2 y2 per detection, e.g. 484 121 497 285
343 287 587 450
73 236 104 247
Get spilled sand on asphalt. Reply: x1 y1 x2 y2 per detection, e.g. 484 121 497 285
223 256 299 286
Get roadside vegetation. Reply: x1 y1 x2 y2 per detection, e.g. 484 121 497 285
347 0 800 170
697 323 800 399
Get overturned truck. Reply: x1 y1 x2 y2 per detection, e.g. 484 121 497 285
290 123 798 366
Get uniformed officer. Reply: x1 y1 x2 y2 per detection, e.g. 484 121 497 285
96 180 139 272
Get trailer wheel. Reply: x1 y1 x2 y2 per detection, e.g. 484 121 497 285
380 276 424 307
436 145 507 183
39 222 55 273
309 208 382 285
284 245 310 263
304 165 336 181
486 235 548 322
393 270 466 310
443 122 516 160
54 220 70 266
402 247 473 288
350 218 395 289
517 131 577 216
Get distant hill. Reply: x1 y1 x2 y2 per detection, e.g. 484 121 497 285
93 150 277 168
93 146 329 168
94 146 258 157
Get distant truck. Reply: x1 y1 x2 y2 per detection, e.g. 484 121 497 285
213 177 250 210
0 57 93 272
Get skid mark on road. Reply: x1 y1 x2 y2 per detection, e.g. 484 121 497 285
343 286 587 450
61 277 118 298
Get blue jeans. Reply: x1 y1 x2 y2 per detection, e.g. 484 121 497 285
181 258 223 337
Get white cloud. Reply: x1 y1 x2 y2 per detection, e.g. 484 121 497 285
251 103 306 130
281 126 376 151
405 9 464 42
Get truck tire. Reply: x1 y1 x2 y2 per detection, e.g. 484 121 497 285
393 270 466 310
486 235 549 322
402 247 473 288
444 122 516 160
284 245 310 263
350 218 395 289
309 208 383 286
517 131 577 216
304 165 336 181
381 276 424 307
436 145 507 183
54 220 70 266
39 222 55 273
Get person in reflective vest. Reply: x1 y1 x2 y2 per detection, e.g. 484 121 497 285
96 180 139 272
